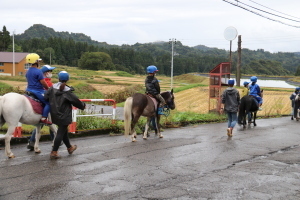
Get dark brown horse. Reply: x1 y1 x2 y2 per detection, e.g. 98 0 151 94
238 90 263 128
124 90 175 142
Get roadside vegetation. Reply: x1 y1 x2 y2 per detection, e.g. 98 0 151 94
0 67 297 136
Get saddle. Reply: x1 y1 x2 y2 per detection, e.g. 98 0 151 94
24 91 43 115
146 94 158 111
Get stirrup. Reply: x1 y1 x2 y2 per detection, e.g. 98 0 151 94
157 107 164 115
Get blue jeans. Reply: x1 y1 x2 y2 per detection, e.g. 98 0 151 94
29 125 54 142
227 112 237 128
27 90 50 118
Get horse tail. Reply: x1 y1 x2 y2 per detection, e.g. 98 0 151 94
124 97 133 136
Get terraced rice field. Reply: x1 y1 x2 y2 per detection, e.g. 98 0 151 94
175 87 291 116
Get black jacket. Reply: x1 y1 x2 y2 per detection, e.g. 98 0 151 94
45 82 85 126
145 75 160 95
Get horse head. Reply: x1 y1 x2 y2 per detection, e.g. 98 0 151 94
161 89 175 110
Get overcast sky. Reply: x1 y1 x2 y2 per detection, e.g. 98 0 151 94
2 0 300 53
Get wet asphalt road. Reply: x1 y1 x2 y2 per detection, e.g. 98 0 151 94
0 117 299 200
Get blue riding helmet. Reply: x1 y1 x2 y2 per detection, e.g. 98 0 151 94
250 76 257 82
58 71 69 81
41 65 56 73
296 87 300 91
243 81 249 86
147 65 158 73
228 79 235 85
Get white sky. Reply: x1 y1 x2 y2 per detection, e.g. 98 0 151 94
2 0 300 53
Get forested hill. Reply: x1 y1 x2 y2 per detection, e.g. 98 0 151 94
4 24 300 76
14 24 117 48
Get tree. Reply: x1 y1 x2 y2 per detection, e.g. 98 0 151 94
78 52 115 70
295 66 300 76
0 26 11 51
7 44 23 52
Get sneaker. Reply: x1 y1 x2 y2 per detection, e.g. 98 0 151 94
67 145 77 154
27 141 34 151
40 119 52 125
258 107 263 111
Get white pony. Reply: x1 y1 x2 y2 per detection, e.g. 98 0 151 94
0 92 57 158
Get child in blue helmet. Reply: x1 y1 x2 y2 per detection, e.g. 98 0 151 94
145 65 166 115
220 79 240 137
45 71 86 159
249 76 263 111
290 87 300 120
242 81 249 97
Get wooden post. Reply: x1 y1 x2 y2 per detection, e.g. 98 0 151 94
236 35 242 87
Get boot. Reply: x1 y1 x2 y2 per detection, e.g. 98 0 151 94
157 107 164 115
50 151 61 159
67 145 77 154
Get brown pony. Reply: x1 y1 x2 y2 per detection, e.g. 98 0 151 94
124 90 175 142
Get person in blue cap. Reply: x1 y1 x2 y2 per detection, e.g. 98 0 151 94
249 76 263 111
290 87 300 120
220 79 240 137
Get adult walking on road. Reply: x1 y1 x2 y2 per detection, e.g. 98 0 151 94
220 79 240 137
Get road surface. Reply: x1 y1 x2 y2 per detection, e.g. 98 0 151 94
0 117 299 200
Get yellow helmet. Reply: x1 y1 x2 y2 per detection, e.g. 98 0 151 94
26 53 40 64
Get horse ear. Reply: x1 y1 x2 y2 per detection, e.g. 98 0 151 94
171 89 173 94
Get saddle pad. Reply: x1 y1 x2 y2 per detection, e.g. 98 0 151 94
147 96 158 111
25 96 43 115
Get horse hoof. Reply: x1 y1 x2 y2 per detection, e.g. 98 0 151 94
159 135 164 138
143 137 147 140
8 155 15 159
35 150 41 154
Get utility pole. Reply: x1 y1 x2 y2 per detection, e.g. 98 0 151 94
12 30 15 76
236 35 242 87
169 38 176 89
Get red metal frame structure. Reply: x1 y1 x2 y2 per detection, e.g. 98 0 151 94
209 62 231 112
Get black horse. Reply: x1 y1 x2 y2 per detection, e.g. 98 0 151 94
238 94 262 128
124 90 175 142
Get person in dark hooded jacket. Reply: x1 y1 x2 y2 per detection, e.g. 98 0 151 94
220 79 240 137
145 65 166 115
45 71 86 159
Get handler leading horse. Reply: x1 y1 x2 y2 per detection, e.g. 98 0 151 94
0 92 57 158
124 90 175 142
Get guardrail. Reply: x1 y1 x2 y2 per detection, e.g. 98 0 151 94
69 99 117 133
13 99 117 137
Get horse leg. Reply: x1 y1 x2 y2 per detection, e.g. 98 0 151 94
130 115 140 142
143 118 151 139
34 125 42 153
4 126 16 158
49 124 57 146
253 112 257 126
155 116 163 138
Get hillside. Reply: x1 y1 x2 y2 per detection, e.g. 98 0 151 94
5 24 300 76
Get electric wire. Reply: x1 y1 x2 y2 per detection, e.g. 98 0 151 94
248 0 300 20
222 0 300 28
234 0 300 23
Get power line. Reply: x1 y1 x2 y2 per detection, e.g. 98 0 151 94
234 0 300 23
222 0 300 28
248 0 300 20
